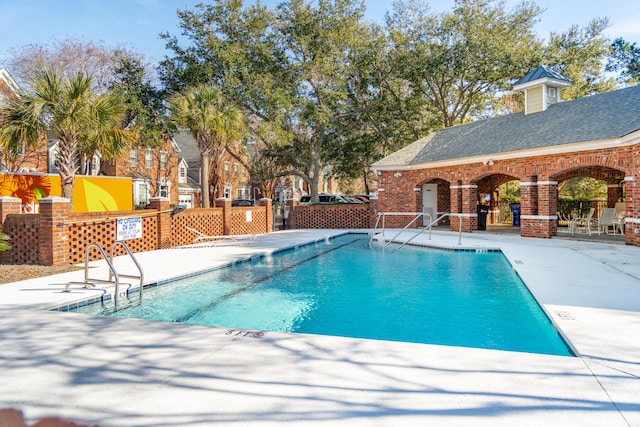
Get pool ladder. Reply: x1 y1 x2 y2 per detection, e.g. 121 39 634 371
63 241 144 306
369 212 464 249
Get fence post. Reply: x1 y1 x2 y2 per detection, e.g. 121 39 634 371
286 199 298 229
216 198 232 235
259 198 273 233
38 197 70 266
149 197 171 249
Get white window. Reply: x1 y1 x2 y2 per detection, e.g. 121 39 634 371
145 149 153 168
179 166 187 183
91 155 100 175
160 151 167 170
223 184 232 199
224 162 230 177
159 184 169 198
129 149 138 167
233 163 239 178
136 182 149 206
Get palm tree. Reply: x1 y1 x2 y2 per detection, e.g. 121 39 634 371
0 67 135 207
168 84 246 208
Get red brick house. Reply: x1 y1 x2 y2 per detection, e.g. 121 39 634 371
101 137 181 208
372 66 640 247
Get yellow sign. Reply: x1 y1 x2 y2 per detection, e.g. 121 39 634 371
0 173 133 213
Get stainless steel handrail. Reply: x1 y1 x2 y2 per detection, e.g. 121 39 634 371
369 212 464 248
64 243 121 303
109 241 144 301
63 241 144 307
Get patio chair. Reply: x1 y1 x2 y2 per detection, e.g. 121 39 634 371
185 226 257 246
614 211 626 235
569 208 595 235
597 208 617 235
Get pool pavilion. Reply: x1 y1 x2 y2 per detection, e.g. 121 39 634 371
372 66 640 247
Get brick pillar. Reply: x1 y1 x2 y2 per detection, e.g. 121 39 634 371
607 184 623 207
368 197 379 228
536 181 558 238
449 182 462 232
0 196 22 224
259 198 273 233
625 174 639 246
449 182 477 232
461 184 478 232
216 198 232 235
285 199 298 229
520 176 540 238
39 197 70 266
149 197 171 249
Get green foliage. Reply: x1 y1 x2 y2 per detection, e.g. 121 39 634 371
0 67 136 202
607 38 640 85
109 50 166 147
558 177 606 200
387 0 543 127
544 18 618 99
0 229 10 252
168 84 246 207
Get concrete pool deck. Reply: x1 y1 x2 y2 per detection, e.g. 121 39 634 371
0 229 638 426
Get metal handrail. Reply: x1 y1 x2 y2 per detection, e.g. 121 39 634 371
64 243 121 302
109 241 144 301
63 241 144 307
369 212 464 248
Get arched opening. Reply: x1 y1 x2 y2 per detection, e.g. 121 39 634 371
475 174 520 228
553 166 626 233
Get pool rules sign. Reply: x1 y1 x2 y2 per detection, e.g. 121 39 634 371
116 217 142 241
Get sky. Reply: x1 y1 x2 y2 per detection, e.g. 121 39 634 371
1 0 639 66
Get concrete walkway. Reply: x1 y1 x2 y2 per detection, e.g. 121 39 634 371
0 229 639 426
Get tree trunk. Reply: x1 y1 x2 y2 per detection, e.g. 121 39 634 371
200 152 211 208
363 170 370 195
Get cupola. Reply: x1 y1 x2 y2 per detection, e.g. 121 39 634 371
513 66 572 114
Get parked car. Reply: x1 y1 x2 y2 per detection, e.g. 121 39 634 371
232 199 255 207
299 194 352 204
343 196 364 204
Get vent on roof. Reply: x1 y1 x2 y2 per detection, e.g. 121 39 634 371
513 66 572 114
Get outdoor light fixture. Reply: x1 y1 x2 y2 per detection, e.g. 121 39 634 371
482 159 494 166
394 172 402 177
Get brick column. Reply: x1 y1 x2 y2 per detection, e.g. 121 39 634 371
607 184 623 207
625 175 639 246
520 176 537 237
286 198 298 229
216 198 232 235
39 197 70 266
149 197 171 249
0 196 22 224
368 197 379 228
259 198 273 233
536 181 558 238
450 183 477 232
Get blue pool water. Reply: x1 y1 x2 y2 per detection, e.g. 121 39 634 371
71 234 572 356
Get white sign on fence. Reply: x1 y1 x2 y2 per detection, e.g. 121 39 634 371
116 217 142 241
246 210 252 222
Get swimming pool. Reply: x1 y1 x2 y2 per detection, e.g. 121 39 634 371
71 234 572 356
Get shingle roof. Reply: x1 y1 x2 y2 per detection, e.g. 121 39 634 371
373 84 640 168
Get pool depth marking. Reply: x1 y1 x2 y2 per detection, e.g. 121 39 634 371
174 238 361 323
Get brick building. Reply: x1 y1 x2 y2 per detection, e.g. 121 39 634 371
372 66 640 247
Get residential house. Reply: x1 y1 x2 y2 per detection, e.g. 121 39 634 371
101 137 181 208
372 66 640 247
172 131 252 207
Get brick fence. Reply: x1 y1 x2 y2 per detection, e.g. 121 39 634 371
0 196 272 266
